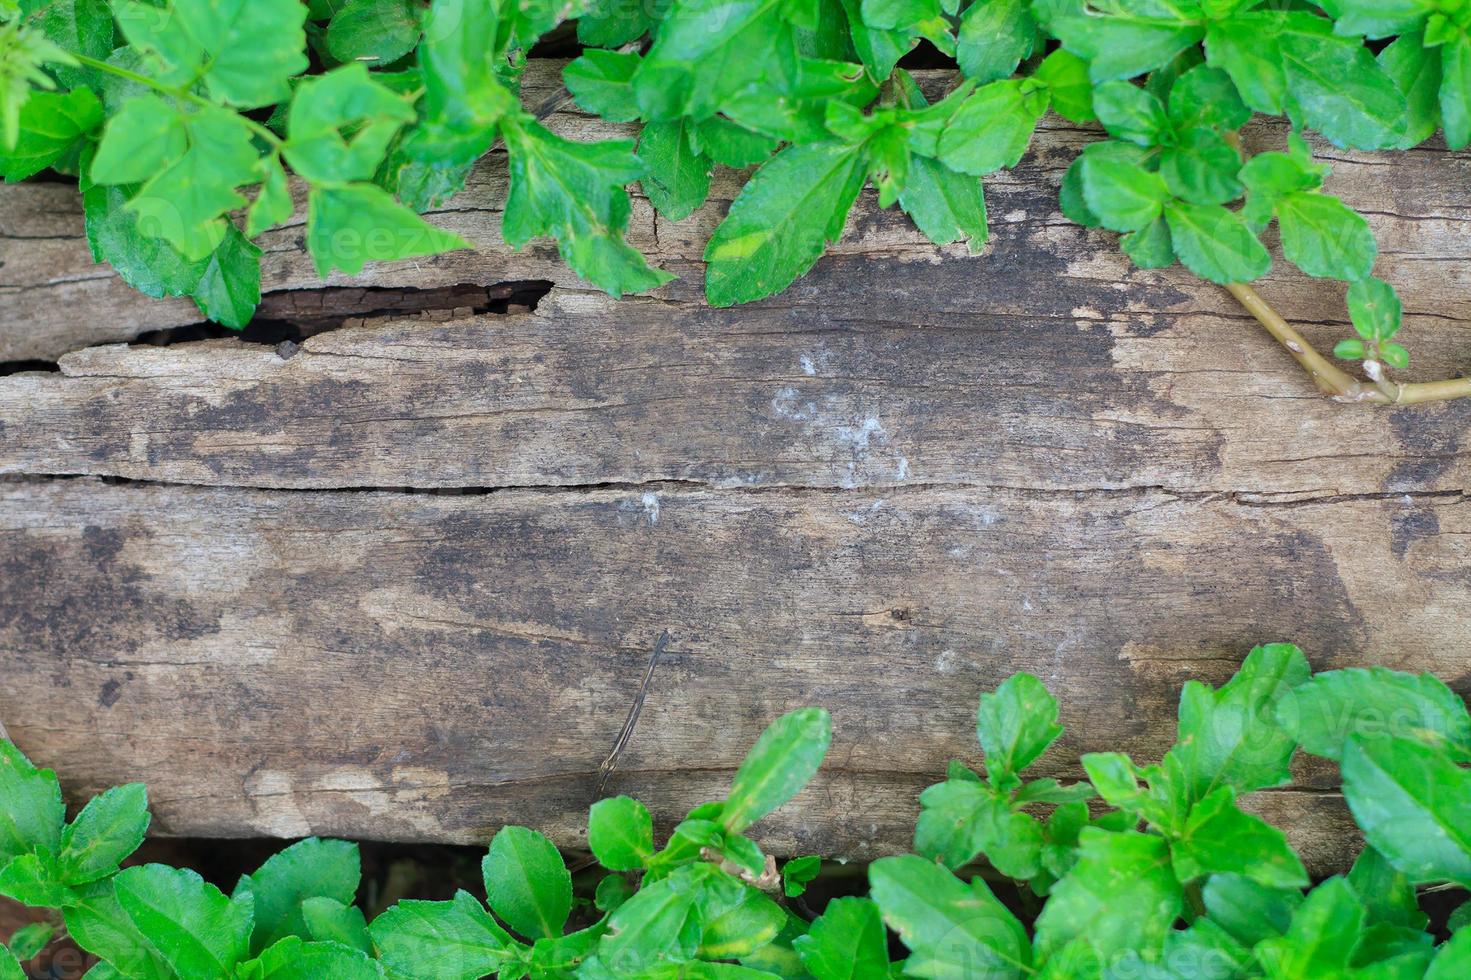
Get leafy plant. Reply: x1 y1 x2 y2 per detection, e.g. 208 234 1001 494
4 643 1471 977
2 1 1469 404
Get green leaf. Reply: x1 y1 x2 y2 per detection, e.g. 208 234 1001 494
1166 643 1309 804
1428 930 1471 980
1279 665 1469 762
502 116 674 297
593 869 701 971
860 0 939 31
705 139 866 306
588 796 655 872
1160 128 1244 206
955 0 1034 84
1331 0 1435 40
89 95 186 186
578 0 663 46
1050 9 1205 83
369 892 515 979
22 0 115 90
300 897 371 954
1033 48 1096 123
1122 215 1175 269
1380 341 1410 370
1440 34 1471 151
639 118 712 221
192 224 261 329
914 778 1044 877
112 0 308 109
1034 829 1184 961
781 855 821 898
58 783 149 886
564 49 642 123
64 878 174 978
898 152 988 254
1254 877 1364 978
1349 846 1429 932
936 79 1046 176
0 946 23 980
868 854 1031 978
1169 787 1309 889
977 673 1063 779
0 852 65 908
721 707 832 833
1279 15 1409 150
793 897 888 980
1203 873 1302 949
6 922 52 962
113 864 253 978
1205 13 1288 115
1341 734 1471 887
1169 65 1251 131
0 86 100 182
247 156 294 237
690 115 779 168
840 0 917 81
1335 339 1368 361
306 181 471 276
235 936 384 980
699 887 785 959
0 741 63 865
483 826 572 939
1379 31 1442 148
594 874 634 913
633 0 797 121
1080 155 1170 233
284 63 415 184
1093 81 1169 146
325 0 422 66
414 0 515 154
1275 192 1377 281
241 838 360 955
1165 200 1270 284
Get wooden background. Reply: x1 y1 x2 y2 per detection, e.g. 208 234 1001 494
2 65 1469 873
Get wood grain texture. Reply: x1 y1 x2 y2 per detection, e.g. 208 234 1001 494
2 478 1461 872
3 60 1470 870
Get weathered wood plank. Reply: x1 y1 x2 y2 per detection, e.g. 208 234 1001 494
0 478 1465 871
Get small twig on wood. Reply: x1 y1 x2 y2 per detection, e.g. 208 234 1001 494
1225 282 1471 405
594 630 669 800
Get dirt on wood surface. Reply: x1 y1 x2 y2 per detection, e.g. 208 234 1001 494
1 61 1469 874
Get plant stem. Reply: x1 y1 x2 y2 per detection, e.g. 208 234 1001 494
71 53 284 148
1224 282 1471 405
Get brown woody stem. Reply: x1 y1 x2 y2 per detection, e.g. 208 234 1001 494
1224 282 1471 405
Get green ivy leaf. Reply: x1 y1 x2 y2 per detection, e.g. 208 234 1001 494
113 864 253 978
792 897 889 980
721 707 832 834
57 783 149 886
1341 735 1471 887
869 854 1031 977
588 796 656 872
483 826 572 940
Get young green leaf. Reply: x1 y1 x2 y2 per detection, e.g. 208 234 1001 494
721 707 832 833
300 896 372 954
306 182 471 276
1034 829 1184 961
57 783 149 885
699 886 785 959
915 778 1043 876
1160 128 1243 205
639 118 712 221
1203 872 1303 949
792 896 889 980
564 49 642 123
1349 845 1429 932
483 826 572 939
1346 277 1405 342
283 64 415 184
0 852 64 908
936 79 1047 176
976 672 1063 779
1275 192 1377 281
1093 81 1170 146
705 141 867 307
0 741 63 865
0 86 100 182
1428 929 1471 979
63 878 175 979
868 854 1031 977
1080 155 1171 233
368 890 516 980
955 0 1034 84
1049 8 1205 83
235 935 384 980
113 864 253 977
1340 734 1471 887
239 838 360 955
588 796 655 872
1169 787 1309 889
781 855 821 898
1033 48 1096 123
898 152 989 254
1279 14 1409 150
324 0 422 67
